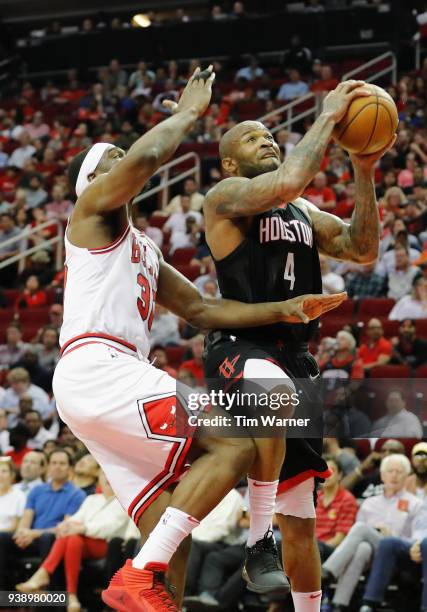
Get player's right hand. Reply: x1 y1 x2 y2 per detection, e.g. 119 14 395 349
163 65 215 117
281 292 347 324
322 80 369 124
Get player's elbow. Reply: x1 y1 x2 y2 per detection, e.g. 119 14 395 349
277 176 305 202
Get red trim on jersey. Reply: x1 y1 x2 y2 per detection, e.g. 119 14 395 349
277 467 332 495
60 333 137 356
88 225 130 254
129 437 193 524
61 341 130 358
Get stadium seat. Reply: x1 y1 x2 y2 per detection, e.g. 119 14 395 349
165 346 186 370
149 215 168 229
358 298 395 319
318 317 349 337
176 265 200 281
171 248 197 266
0 308 16 325
415 365 427 378
331 299 355 318
370 365 411 378
18 308 50 327
4 289 19 306
415 318 427 339
355 438 372 460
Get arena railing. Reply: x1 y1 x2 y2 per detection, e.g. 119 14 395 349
133 151 201 210
257 51 397 136
0 219 63 273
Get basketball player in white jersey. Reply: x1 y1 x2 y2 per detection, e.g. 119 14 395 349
52 66 346 612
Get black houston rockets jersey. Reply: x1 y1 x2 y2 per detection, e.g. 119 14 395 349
215 202 322 345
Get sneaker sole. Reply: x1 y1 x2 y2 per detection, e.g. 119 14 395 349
242 567 291 595
101 587 150 612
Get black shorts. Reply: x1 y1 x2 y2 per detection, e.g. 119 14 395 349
203 331 330 494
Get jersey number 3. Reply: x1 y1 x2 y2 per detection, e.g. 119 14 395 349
284 252 295 290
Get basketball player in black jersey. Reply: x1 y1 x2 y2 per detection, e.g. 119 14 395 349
202 80 396 611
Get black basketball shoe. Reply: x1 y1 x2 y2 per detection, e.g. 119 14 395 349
242 530 290 595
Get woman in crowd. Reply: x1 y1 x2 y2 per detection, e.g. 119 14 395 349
0 458 26 532
389 274 427 320
16 471 136 612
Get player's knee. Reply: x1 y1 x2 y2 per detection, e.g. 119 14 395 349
279 515 316 546
219 437 256 471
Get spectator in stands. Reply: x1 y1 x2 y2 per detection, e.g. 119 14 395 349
45 185 73 222
194 258 219 295
377 237 421 278
304 171 337 210
16 471 134 611
389 274 427 320
13 450 46 496
179 334 205 385
46 303 63 334
183 488 245 607
387 245 421 300
379 186 408 217
0 367 51 428
5 424 32 468
22 174 47 210
358 318 392 372
0 409 10 453
0 449 85 589
320 330 364 381
320 255 345 294
322 454 421 611
323 386 372 438
231 1 246 17
15 276 48 310
0 324 28 369
282 34 312 74
0 213 23 262
133 211 163 248
235 56 264 81
406 442 427 498
0 143 9 169
23 112 50 140
311 64 339 92
8 132 36 169
345 263 386 299
0 458 25 533
164 195 203 252
164 177 205 214
323 438 361 477
390 318 427 368
107 58 128 90
277 68 309 101
304 0 325 12
24 410 54 450
150 345 177 378
316 456 358 561
72 453 99 496
380 218 420 256
149 305 181 348
371 389 423 439
32 326 59 373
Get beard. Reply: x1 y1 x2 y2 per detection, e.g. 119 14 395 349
238 157 280 178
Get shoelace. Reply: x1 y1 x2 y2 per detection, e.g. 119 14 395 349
247 529 281 573
141 574 177 611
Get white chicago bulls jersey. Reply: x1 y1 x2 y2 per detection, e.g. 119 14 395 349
60 223 159 359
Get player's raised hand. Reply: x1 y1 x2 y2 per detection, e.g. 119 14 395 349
163 65 215 117
322 80 370 124
281 292 347 324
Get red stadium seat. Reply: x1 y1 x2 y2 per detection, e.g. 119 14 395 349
165 346 186 370
415 365 427 379
4 289 19 307
318 317 349 338
370 365 411 378
17 308 50 327
374 438 419 457
171 248 197 266
358 298 395 319
355 439 372 460
331 299 355 318
176 265 200 282
415 319 427 340
149 216 168 229
0 309 16 325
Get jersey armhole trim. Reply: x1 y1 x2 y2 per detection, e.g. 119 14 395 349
65 224 130 253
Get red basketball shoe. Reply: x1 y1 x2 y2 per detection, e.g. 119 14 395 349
101 559 177 611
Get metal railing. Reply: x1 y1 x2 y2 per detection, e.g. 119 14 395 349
0 220 64 273
257 51 397 134
341 51 397 84
133 151 201 210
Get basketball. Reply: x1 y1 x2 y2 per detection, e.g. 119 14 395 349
333 83 398 155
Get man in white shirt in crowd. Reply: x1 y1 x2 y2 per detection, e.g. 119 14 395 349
149 305 182 348
372 389 423 439
24 410 55 451
133 211 163 248
320 255 345 295
386 246 420 300
164 177 205 214
164 196 203 254
13 450 46 497
8 132 36 169
194 258 220 297
322 454 422 611
0 324 28 369
0 368 51 428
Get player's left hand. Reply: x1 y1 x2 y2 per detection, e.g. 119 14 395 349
163 65 215 117
281 292 347 324
349 134 397 170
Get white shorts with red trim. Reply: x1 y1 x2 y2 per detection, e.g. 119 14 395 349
53 342 191 525
275 477 315 519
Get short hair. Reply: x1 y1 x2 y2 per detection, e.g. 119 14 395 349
67 146 92 194
48 448 74 467
336 330 356 352
380 453 411 475
8 367 30 384
0 456 18 479
25 409 42 421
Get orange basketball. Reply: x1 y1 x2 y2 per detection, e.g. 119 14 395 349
333 84 398 155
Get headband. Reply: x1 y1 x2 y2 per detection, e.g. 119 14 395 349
75 142 115 197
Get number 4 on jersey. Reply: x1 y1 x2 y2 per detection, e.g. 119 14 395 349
284 252 295 290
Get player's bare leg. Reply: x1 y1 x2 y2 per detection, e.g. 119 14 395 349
277 515 322 611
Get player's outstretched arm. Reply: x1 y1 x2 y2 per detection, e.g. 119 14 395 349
78 67 215 213
206 81 368 219
157 258 347 328
295 136 396 263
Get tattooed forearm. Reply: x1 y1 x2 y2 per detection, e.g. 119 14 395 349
347 167 379 261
